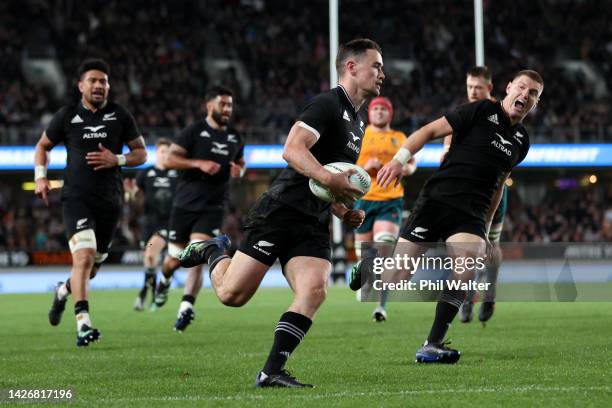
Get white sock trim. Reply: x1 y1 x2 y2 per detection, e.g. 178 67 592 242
57 283 69 300
178 301 193 315
76 312 92 331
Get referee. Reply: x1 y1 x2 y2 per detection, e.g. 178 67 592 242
34 58 147 347
178 38 384 388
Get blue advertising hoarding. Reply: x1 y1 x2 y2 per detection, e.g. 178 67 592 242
2 144 612 170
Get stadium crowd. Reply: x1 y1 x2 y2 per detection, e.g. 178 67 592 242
1 1 610 253
1 181 610 251
1 0 610 144
0 180 245 252
504 186 612 243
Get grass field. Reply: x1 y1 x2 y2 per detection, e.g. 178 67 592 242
1 287 611 407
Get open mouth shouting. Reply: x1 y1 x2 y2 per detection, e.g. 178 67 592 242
513 98 527 113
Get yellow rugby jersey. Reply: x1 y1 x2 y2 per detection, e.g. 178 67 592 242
356 126 407 201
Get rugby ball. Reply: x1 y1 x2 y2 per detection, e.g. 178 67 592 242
309 162 371 203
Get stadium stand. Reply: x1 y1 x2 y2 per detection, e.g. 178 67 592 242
2 182 611 251
0 0 610 251
1 0 610 144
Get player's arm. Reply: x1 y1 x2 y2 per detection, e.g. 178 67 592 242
402 157 417 177
86 136 147 170
440 134 452 162
124 136 147 166
34 131 55 206
283 122 363 202
378 117 453 188
230 157 246 178
164 143 220 175
331 203 365 228
485 173 509 235
124 172 144 204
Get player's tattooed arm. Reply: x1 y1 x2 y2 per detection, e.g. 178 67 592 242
124 136 147 166
164 143 221 175
34 131 55 206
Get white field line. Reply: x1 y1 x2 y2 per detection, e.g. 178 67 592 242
96 385 612 403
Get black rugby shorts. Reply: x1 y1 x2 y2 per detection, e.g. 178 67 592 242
168 207 223 244
142 219 170 243
62 197 121 253
238 204 331 267
400 196 487 243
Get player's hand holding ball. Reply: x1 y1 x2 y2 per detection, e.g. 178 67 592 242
309 162 371 204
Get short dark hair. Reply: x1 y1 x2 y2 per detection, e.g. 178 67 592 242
467 65 491 82
156 137 171 147
512 69 544 88
205 85 233 101
78 58 110 79
335 38 382 76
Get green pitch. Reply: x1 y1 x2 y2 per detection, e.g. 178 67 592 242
0 288 610 407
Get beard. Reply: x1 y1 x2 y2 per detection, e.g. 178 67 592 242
87 92 107 108
211 110 230 126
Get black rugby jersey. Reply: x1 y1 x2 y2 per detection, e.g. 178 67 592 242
423 99 530 219
264 85 368 223
45 101 140 207
172 120 244 212
135 166 178 223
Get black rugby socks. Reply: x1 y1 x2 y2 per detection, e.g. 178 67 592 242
426 289 466 344
262 312 313 375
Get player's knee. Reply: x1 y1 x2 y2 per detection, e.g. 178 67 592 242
218 289 249 307
162 255 180 273
303 284 327 308
313 285 327 305
489 245 502 268
69 230 97 270
72 250 95 272
144 252 157 267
